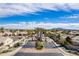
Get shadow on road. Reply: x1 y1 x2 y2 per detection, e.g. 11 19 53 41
14 52 63 56
52 45 62 48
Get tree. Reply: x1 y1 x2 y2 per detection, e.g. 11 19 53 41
66 36 72 44
0 27 4 33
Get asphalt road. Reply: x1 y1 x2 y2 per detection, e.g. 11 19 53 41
14 38 64 56
15 52 63 56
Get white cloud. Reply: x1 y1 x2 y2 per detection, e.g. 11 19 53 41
67 15 79 18
0 22 79 30
68 4 79 10
0 3 79 17
61 14 79 19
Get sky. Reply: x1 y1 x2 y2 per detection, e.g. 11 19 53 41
0 3 79 29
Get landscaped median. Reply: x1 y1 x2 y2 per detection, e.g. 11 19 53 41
35 40 44 50
0 38 28 56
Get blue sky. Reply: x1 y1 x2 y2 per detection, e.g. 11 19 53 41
0 3 79 29
1 8 79 23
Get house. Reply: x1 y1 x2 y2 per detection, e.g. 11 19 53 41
1 31 13 36
15 31 28 36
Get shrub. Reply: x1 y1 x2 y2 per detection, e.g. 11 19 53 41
58 39 69 46
64 40 70 45
2 50 8 53
66 36 72 44
35 40 44 50
14 43 20 47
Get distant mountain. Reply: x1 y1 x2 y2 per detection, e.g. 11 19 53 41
51 28 64 30
51 28 79 30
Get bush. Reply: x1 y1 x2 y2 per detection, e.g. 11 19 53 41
14 43 21 47
35 40 44 50
2 50 9 53
59 39 69 46
66 36 72 44
64 40 70 45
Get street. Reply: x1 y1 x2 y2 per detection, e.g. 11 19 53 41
14 37 64 56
